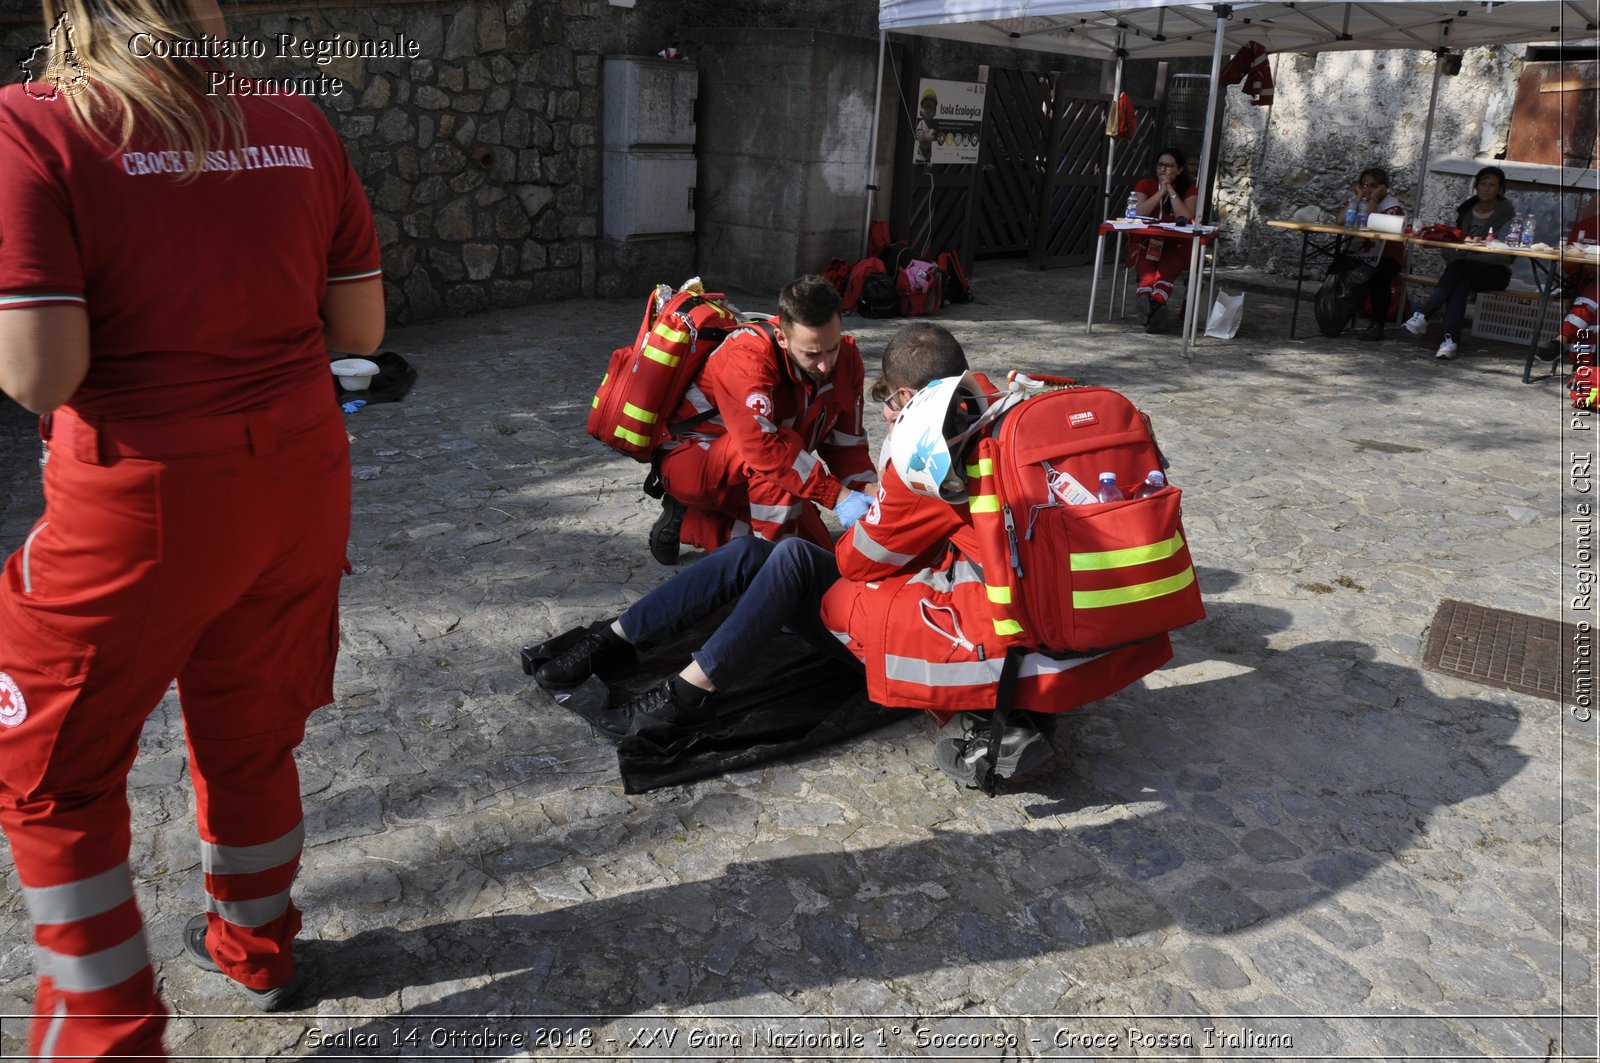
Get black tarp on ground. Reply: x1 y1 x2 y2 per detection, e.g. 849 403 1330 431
522 617 904 794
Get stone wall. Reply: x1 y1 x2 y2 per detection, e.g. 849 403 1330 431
1213 45 1545 279
0 0 872 324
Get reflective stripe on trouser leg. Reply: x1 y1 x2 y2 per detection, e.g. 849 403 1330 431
18 858 165 1061
201 822 302 927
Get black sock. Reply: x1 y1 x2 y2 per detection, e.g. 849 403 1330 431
668 673 711 705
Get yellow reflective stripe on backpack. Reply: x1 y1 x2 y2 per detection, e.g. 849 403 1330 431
970 493 1000 514
642 344 680 368
966 457 993 478
993 618 1024 636
986 584 1012 604
613 425 651 448
1073 566 1196 609
1070 530 1186 572
653 321 691 345
622 402 658 424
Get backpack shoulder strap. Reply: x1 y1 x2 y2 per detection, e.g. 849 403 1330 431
977 646 1027 797
666 319 785 436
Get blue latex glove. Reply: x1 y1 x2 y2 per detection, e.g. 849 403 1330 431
341 399 368 414
833 489 872 530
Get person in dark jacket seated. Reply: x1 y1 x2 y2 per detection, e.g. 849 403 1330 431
1403 166 1517 360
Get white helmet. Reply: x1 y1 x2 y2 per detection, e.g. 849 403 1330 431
887 372 997 503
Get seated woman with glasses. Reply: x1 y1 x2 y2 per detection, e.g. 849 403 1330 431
1349 167 1407 342
1127 147 1199 332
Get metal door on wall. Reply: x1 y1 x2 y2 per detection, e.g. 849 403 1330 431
892 65 1163 270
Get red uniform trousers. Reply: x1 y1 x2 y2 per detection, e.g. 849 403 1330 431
1562 277 1598 348
0 375 349 1061
659 435 832 553
1129 237 1192 308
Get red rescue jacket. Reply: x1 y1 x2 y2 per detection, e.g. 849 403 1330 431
819 459 1171 715
668 320 875 507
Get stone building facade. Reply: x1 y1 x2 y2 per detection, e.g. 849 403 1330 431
1 2 1567 318
0 0 892 324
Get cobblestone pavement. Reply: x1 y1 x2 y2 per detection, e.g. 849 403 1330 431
0 262 1596 1061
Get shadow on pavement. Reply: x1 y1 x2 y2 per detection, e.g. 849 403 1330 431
296 590 1529 1053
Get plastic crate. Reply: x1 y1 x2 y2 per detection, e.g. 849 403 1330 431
1470 290 1561 346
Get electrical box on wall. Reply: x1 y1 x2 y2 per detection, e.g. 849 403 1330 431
605 153 697 237
602 57 698 240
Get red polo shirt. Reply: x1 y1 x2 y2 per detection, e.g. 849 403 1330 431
0 83 381 420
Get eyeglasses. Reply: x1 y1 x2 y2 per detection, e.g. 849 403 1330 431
1155 161 1180 169
870 379 908 411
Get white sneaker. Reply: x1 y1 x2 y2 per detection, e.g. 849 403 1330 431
1435 335 1458 360
1403 311 1428 335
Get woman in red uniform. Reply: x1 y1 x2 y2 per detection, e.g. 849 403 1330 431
0 0 382 1057
1127 147 1199 332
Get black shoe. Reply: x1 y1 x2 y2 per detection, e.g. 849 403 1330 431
1143 300 1167 333
649 495 687 565
931 712 1055 790
1358 323 1385 342
1135 293 1152 322
183 914 303 1012
592 677 716 744
535 620 635 690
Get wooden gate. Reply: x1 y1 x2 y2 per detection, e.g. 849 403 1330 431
892 61 1164 271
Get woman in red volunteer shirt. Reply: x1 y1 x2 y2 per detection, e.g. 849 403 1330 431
0 0 382 1057
1127 147 1199 332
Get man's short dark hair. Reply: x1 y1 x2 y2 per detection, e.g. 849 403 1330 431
778 275 843 329
1360 166 1390 187
880 323 969 393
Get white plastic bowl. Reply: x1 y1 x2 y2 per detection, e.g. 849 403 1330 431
330 357 380 391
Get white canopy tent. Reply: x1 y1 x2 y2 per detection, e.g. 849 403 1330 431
872 1 1599 355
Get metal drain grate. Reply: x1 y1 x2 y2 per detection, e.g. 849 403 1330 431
1421 599 1578 703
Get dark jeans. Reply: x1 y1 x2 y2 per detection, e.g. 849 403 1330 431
1424 259 1512 340
617 535 861 689
1367 256 1401 324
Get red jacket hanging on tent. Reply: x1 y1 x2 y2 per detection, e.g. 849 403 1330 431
1220 40 1275 106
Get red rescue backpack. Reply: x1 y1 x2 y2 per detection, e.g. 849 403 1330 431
962 377 1204 792
841 256 886 313
936 250 972 304
587 284 741 461
965 380 1205 656
819 257 851 294
896 258 943 316
867 220 892 259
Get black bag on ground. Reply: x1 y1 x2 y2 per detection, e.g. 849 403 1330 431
857 270 900 318
1314 256 1375 337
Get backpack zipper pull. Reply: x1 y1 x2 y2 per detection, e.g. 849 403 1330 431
1003 504 1023 579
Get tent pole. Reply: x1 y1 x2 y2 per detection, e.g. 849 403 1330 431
1181 4 1230 360
1103 35 1127 221
862 29 888 259
1404 48 1448 283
